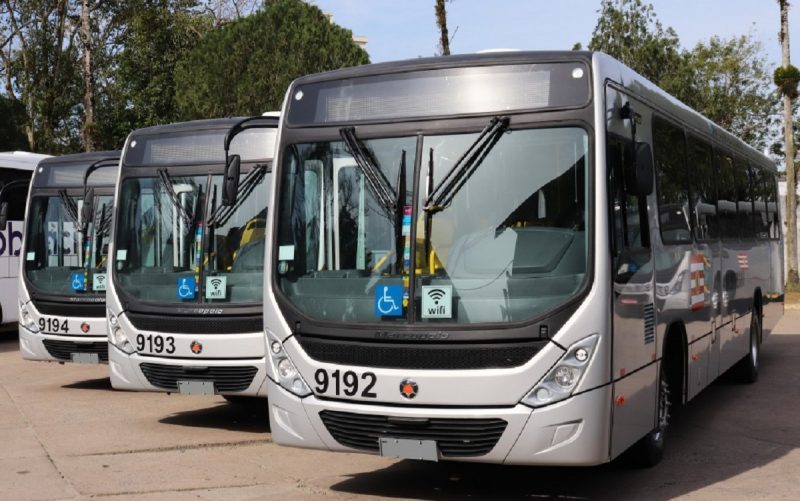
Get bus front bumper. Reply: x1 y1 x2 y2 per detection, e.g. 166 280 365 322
268 379 612 466
19 325 108 364
108 346 269 397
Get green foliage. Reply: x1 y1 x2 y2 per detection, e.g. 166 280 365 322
588 0 683 85
589 0 778 151
774 64 800 99
0 94 27 150
109 0 212 138
174 0 369 120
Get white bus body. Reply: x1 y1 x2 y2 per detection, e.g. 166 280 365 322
262 52 783 466
107 117 278 399
0 152 51 326
16 151 120 363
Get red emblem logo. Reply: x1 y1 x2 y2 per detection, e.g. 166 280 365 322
190 341 203 354
399 379 418 399
80 322 90 333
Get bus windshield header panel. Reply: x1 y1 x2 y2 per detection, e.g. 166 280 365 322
123 128 276 166
34 163 118 188
287 62 590 126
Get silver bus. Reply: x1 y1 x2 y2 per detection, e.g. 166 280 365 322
0 151 51 327
7 151 120 363
107 117 278 401
262 51 783 466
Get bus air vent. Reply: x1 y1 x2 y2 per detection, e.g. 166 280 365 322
139 363 257 392
643 303 655 344
42 340 108 362
319 410 507 457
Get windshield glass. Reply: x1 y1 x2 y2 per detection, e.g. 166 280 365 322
24 192 114 295
114 170 269 304
276 127 589 325
276 137 416 322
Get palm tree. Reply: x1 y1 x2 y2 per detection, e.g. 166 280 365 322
778 0 798 285
435 0 450 56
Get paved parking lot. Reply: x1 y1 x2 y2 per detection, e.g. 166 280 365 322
2 313 800 500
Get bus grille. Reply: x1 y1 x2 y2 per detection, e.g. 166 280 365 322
34 300 105 317
138 363 258 392
319 410 507 457
42 340 108 362
295 335 545 370
126 313 261 334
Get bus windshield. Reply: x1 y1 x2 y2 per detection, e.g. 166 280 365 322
276 126 589 325
24 192 114 296
114 170 269 305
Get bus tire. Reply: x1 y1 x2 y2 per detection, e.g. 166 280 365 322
732 312 760 384
629 360 670 468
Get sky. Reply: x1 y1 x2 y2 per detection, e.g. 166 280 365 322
310 0 798 69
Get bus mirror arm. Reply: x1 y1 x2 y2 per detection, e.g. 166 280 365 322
0 201 8 231
634 143 654 197
223 154 241 206
81 187 95 233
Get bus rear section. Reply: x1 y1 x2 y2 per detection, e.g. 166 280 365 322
14 152 120 364
262 52 782 466
107 117 278 400
0 151 51 326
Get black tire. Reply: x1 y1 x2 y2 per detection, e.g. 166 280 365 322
732 312 760 384
629 361 670 467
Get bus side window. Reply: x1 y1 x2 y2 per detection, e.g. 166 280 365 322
753 167 770 240
767 173 781 240
734 158 755 239
653 117 691 245
715 150 737 241
608 137 649 254
687 135 716 242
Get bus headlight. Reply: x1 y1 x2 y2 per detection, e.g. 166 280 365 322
523 334 599 408
266 329 311 397
107 311 134 354
19 300 39 333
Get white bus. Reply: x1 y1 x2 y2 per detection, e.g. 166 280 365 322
107 117 278 401
0 151 51 327
7 151 120 363
262 51 783 466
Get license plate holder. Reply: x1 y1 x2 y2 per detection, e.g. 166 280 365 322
177 380 215 395
70 352 100 364
379 437 438 462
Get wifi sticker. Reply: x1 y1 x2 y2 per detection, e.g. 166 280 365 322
205 276 227 300
421 285 452 319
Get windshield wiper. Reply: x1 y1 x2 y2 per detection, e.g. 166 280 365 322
339 127 396 217
58 189 81 227
157 168 194 227
424 116 510 214
207 163 268 228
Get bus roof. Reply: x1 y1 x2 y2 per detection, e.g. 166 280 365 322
0 151 52 171
128 116 279 139
35 150 121 188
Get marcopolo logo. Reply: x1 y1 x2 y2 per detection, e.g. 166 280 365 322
0 222 23 257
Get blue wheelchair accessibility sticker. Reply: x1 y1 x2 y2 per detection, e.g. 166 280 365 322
70 272 85 292
374 285 403 317
176 276 196 300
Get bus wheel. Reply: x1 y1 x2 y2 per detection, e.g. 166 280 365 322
732 312 760 384
630 362 670 467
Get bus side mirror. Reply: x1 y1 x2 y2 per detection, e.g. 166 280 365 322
81 187 95 231
624 142 654 197
223 154 240 207
0 201 8 231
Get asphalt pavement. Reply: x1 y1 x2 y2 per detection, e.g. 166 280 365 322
1 312 800 500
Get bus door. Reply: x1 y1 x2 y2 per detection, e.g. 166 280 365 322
606 88 657 457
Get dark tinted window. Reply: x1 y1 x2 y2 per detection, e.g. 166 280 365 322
716 151 737 241
653 118 691 244
734 158 754 239
687 135 716 241
766 172 781 240
752 168 770 240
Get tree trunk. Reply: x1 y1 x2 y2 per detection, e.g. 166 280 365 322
80 0 95 151
780 0 798 286
435 0 450 56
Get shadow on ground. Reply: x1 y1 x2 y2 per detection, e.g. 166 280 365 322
62 377 113 391
159 399 271 434
330 333 800 500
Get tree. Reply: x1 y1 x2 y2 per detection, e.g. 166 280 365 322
588 0 683 85
435 0 450 56
777 0 799 286
679 35 778 151
173 0 369 120
0 93 27 150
